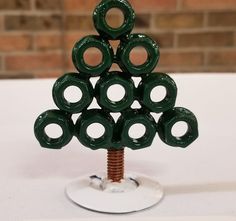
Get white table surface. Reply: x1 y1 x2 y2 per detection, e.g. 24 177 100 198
0 74 236 221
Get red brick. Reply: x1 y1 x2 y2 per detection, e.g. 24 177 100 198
0 34 32 52
154 13 203 29
205 66 236 72
208 11 236 27
35 34 62 50
0 72 34 79
64 32 96 50
0 56 2 70
135 14 151 28
0 16 4 30
64 0 176 13
128 50 148 67
66 49 103 70
145 32 174 48
208 50 236 65
66 55 74 71
178 31 234 47
64 15 93 31
182 0 236 10
159 52 204 67
0 0 30 10
129 0 177 12
5 53 64 71
35 0 62 10
109 40 120 51
64 0 99 12
5 15 62 31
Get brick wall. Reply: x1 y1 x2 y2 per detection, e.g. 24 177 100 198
0 0 236 79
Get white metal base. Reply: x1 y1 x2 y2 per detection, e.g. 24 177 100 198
65 172 164 214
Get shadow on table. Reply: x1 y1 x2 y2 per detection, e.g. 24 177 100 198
165 182 236 195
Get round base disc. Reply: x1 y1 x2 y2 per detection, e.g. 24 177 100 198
65 172 164 214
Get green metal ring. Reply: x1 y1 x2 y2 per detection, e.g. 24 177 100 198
75 109 115 150
93 0 135 40
157 107 199 148
117 34 160 76
34 110 74 149
137 72 177 113
95 71 135 112
115 109 157 150
72 35 114 77
52 73 94 114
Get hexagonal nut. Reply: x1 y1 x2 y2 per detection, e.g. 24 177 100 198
34 109 74 149
137 73 177 113
117 34 160 76
93 0 135 40
52 73 94 114
95 72 135 112
72 35 114 77
75 109 115 150
157 107 199 148
115 109 157 149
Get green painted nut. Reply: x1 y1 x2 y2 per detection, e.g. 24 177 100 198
52 73 93 114
117 34 160 76
115 109 156 149
137 72 177 113
72 35 114 77
157 107 199 148
93 0 135 40
95 71 135 112
34 110 74 149
75 109 115 150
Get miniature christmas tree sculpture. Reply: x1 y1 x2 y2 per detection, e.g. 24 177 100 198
34 0 198 213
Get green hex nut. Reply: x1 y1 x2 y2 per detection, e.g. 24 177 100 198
115 109 157 150
72 35 114 77
137 72 177 113
95 71 135 112
52 73 94 114
157 107 199 148
93 0 135 40
34 110 74 149
117 34 160 76
75 109 115 150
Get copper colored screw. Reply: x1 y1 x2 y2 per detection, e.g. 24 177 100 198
107 148 124 182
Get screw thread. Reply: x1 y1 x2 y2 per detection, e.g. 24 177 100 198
107 148 124 182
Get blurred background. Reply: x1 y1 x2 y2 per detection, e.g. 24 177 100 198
0 0 236 79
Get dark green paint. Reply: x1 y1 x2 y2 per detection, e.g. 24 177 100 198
115 109 157 150
157 107 199 148
117 34 160 76
137 72 177 113
93 0 135 40
75 109 115 150
34 110 74 149
95 71 135 112
72 35 114 77
34 0 198 151
53 73 94 113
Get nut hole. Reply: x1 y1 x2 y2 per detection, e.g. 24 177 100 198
171 121 188 138
128 123 146 139
44 124 63 139
83 47 103 67
87 123 105 139
150 86 167 103
105 8 124 29
64 85 82 103
107 84 126 102
129 46 148 66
